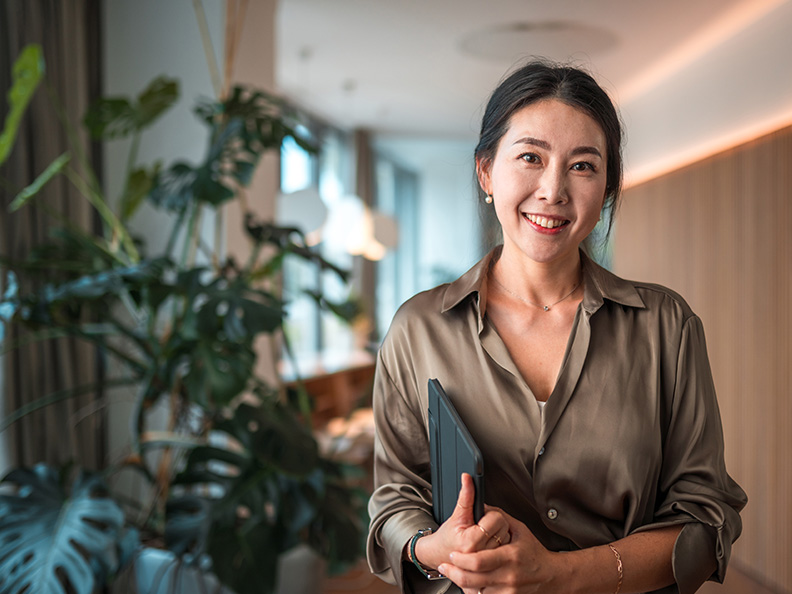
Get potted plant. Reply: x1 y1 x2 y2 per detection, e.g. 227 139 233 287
0 41 367 594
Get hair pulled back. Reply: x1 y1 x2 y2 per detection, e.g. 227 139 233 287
475 60 623 217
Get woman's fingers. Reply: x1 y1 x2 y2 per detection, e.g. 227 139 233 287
437 558 497 592
446 547 505 573
474 509 511 549
449 473 477 527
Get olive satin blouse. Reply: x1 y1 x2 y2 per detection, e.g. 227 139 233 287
367 247 747 594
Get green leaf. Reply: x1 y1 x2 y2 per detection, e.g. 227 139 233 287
0 44 44 166
135 77 179 129
206 520 279 594
164 495 212 557
148 162 196 213
120 165 158 221
122 547 235 594
83 76 179 139
82 97 136 139
8 152 71 212
304 290 363 322
0 465 126 594
170 402 367 594
182 341 255 407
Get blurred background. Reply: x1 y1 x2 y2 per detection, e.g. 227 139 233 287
1 1 790 593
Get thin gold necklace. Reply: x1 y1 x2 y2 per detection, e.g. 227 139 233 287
490 272 580 312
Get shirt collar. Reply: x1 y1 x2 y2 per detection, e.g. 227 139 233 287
441 245 646 318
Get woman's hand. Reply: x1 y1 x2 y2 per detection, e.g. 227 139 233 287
413 474 511 573
437 508 563 594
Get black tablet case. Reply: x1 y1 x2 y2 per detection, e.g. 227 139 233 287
427 378 484 525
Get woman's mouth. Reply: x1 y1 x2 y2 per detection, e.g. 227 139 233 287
523 213 570 230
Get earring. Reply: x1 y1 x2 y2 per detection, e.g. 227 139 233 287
485 194 493 204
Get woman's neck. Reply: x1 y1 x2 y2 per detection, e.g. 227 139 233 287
492 245 582 306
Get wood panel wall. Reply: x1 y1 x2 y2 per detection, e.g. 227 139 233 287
613 126 792 594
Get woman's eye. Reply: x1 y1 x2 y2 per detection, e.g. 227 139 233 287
520 153 541 164
571 161 595 172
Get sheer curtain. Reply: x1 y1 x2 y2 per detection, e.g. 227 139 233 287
0 0 104 472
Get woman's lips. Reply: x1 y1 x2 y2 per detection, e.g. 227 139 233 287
523 213 570 232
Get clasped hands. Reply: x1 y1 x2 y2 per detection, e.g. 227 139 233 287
414 473 562 594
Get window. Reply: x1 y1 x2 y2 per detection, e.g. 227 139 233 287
279 126 357 378
373 156 419 340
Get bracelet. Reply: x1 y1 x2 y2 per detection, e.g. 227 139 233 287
608 544 623 594
408 528 445 580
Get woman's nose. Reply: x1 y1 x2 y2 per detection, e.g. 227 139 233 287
536 165 567 203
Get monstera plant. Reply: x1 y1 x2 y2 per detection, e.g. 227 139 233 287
0 44 367 594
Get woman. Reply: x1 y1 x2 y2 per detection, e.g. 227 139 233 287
366 60 746 594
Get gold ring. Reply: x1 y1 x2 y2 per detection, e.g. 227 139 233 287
492 533 503 545
476 524 492 539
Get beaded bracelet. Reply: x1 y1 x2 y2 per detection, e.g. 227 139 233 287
608 544 624 594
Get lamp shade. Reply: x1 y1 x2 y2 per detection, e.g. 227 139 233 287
324 194 370 254
372 211 399 249
276 187 327 234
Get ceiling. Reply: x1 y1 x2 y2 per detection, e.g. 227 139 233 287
276 0 765 139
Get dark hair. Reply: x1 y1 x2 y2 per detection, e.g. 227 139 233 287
474 59 623 232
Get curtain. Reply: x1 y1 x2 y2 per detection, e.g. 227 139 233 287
0 0 104 471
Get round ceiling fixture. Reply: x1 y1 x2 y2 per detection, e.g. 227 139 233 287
459 21 618 62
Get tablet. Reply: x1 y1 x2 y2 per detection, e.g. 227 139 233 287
427 378 484 525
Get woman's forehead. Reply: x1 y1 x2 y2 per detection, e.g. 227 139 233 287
501 99 606 151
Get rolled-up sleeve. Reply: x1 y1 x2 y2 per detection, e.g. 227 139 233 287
366 350 454 594
633 315 747 594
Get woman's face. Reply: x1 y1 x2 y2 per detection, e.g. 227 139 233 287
478 98 608 268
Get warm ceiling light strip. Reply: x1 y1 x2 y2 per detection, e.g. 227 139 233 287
624 107 792 189
617 0 787 105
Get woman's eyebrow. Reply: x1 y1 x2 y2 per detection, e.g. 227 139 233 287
571 146 602 158
512 136 551 150
512 137 603 159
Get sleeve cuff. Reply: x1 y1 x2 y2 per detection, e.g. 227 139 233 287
672 522 719 594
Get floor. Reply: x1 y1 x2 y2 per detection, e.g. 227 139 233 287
322 560 398 594
323 561 779 594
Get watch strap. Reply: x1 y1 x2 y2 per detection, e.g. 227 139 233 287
408 528 445 580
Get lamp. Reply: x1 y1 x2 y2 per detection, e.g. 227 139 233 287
276 187 327 245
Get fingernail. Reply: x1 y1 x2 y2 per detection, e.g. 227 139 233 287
449 552 455 561
438 564 448 574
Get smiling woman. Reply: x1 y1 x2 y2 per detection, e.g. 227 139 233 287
366 60 746 594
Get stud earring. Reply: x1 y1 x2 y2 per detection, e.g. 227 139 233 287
485 194 493 204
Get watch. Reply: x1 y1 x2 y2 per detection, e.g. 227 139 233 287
408 528 445 580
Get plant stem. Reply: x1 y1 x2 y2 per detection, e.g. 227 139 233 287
44 81 107 220
165 208 188 258
63 166 140 263
192 0 222 98
280 331 314 428
179 203 200 268
120 132 142 220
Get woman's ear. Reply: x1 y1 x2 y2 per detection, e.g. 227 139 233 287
475 156 492 195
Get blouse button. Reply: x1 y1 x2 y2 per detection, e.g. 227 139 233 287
547 508 558 520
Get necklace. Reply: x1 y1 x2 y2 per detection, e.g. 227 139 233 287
490 272 580 312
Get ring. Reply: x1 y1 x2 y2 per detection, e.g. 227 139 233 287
476 524 492 540
492 533 503 546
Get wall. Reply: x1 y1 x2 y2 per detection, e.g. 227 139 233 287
612 126 792 594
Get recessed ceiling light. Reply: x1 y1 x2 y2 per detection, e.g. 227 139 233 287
459 21 619 62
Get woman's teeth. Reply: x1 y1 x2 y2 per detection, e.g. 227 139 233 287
525 214 568 229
